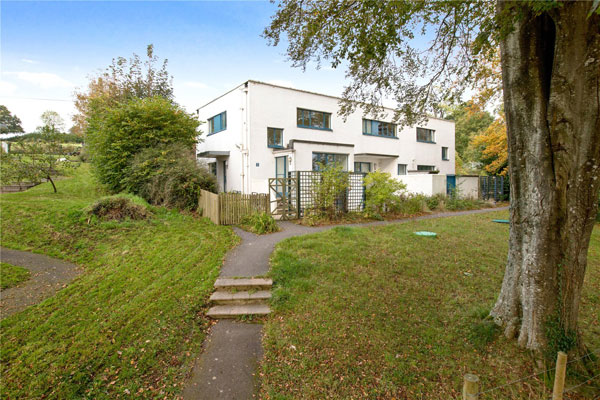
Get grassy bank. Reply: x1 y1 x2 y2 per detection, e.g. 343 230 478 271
260 211 600 399
0 164 238 399
0 263 31 289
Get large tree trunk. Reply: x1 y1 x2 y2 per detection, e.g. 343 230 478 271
491 1 600 353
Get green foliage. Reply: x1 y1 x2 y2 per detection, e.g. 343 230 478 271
37 111 65 134
392 194 428 215
240 212 280 234
0 105 24 134
444 102 494 167
304 163 349 221
122 143 216 210
0 262 31 289
364 170 406 216
6 132 83 144
86 96 199 193
85 194 151 222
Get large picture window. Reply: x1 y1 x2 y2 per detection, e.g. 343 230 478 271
416 127 435 143
312 152 348 171
267 127 283 148
208 111 227 135
297 108 332 130
363 119 396 138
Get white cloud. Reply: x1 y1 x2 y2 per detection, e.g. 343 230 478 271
0 81 18 96
21 58 39 65
184 81 208 89
5 71 74 89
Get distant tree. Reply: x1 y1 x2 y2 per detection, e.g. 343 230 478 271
470 113 508 176
38 111 65 134
444 102 494 169
73 44 173 135
86 96 199 192
0 105 24 134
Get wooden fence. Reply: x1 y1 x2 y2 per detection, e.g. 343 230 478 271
198 190 269 225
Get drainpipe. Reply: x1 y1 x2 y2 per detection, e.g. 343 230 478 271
243 83 250 193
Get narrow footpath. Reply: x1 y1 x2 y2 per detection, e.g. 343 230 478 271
181 206 509 399
0 247 83 318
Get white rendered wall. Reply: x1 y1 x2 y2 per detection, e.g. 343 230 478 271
457 176 480 199
398 174 447 196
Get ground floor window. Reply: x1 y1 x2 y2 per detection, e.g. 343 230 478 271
397 164 407 175
417 165 437 172
354 161 371 173
312 152 348 171
208 162 217 176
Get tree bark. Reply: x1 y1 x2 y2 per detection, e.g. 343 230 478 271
491 1 600 353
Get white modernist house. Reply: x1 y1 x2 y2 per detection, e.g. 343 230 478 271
196 80 456 196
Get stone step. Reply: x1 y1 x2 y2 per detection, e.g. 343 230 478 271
214 278 272 291
207 304 271 319
210 290 272 305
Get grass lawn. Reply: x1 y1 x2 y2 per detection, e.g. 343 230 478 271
0 164 238 399
261 212 600 399
0 262 31 289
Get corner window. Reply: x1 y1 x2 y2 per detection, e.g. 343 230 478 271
416 127 435 143
442 147 449 160
363 119 396 138
297 108 332 130
397 164 407 175
208 111 227 135
312 152 348 171
417 165 437 172
354 162 371 173
268 127 283 148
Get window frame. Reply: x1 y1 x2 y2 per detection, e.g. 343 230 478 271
354 161 372 173
442 146 449 161
312 152 348 171
416 127 435 143
208 111 227 135
297 108 332 131
362 119 397 139
208 162 217 176
267 127 284 149
417 165 437 172
397 164 407 175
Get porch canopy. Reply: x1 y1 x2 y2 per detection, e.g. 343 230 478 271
197 151 230 158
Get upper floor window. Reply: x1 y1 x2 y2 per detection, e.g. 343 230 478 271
312 152 348 171
297 108 332 130
208 111 227 135
417 165 437 172
363 119 396 138
398 164 407 175
442 147 449 160
268 127 283 148
416 127 435 143
354 162 371 173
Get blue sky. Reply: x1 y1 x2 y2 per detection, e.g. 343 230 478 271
0 1 350 132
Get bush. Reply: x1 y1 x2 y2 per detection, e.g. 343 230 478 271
364 170 406 216
122 144 217 211
392 194 428 215
85 194 151 221
240 212 280 234
425 194 445 211
304 163 349 221
86 96 200 192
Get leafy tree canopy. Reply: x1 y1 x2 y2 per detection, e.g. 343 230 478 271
37 111 65 134
0 105 24 134
444 102 494 164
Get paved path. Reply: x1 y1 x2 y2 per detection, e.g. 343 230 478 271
182 206 509 399
0 247 83 319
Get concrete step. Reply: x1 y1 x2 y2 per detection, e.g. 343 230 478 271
207 304 271 319
210 290 272 305
214 278 272 291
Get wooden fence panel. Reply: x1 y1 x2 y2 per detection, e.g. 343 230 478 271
213 192 269 225
198 189 220 225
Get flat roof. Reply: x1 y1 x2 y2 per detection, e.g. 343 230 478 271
196 79 454 123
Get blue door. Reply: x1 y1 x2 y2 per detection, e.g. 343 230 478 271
447 175 456 196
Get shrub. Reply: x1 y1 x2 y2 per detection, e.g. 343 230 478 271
425 194 445 211
304 163 349 221
86 96 200 192
364 170 406 216
393 194 428 215
122 144 217 211
240 212 280 234
85 194 151 221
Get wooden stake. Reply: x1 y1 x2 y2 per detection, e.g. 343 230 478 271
552 351 568 400
463 373 479 400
